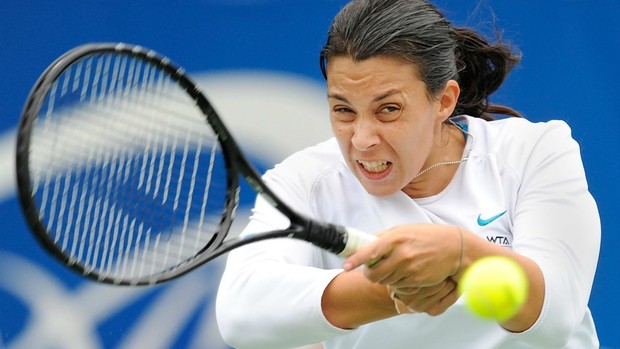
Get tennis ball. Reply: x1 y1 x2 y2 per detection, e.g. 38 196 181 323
458 256 528 322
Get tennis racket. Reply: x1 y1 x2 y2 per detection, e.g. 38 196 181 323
16 43 376 286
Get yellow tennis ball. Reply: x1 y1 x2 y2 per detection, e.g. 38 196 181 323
458 256 529 322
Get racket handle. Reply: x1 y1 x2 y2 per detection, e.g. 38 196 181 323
338 227 377 257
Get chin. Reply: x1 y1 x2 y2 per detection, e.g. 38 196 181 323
360 181 399 197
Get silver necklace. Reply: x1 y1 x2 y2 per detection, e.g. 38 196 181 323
413 120 473 179
413 158 468 179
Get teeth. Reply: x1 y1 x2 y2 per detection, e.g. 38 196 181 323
358 160 389 173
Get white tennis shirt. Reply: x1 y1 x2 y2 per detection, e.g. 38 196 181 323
216 116 600 349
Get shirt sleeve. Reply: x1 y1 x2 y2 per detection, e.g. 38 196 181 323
506 120 601 347
215 166 350 349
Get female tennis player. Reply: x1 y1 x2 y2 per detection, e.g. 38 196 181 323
216 0 600 348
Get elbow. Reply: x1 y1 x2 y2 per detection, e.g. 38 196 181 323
217 318 251 349
532 317 575 348
519 291 588 348
216 293 258 349
216 308 238 348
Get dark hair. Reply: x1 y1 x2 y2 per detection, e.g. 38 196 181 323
320 0 523 120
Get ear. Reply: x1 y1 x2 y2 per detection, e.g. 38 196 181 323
436 80 460 121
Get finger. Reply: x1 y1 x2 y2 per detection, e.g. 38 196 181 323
390 273 423 288
394 280 447 304
365 255 386 268
343 240 390 271
343 227 408 271
364 267 392 284
391 286 421 296
395 280 447 300
425 286 459 316
408 280 456 313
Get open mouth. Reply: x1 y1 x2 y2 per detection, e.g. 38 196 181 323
357 160 391 173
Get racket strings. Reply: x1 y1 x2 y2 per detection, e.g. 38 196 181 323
29 51 230 283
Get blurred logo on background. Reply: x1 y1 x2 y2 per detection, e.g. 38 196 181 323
0 71 331 349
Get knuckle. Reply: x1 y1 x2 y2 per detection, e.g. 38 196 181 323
426 307 447 316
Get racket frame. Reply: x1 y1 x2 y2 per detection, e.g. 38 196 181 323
16 43 355 285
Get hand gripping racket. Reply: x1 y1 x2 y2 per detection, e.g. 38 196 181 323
15 43 376 286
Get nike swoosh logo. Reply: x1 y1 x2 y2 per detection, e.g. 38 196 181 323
477 210 507 226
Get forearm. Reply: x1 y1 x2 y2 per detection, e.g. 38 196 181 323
321 269 397 329
217 243 348 348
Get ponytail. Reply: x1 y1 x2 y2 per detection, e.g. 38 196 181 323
452 27 523 120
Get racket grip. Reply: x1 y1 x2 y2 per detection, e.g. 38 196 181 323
338 227 377 257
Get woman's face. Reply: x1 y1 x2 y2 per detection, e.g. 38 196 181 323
327 55 455 197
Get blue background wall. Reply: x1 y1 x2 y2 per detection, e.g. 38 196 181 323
1 1 618 348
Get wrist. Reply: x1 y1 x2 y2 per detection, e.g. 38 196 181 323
386 285 415 315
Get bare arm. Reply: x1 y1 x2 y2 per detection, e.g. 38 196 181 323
321 259 459 329
321 270 395 329
341 224 544 332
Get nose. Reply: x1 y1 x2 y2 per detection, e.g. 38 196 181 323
351 117 380 151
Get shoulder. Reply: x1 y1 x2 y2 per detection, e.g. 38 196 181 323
260 138 354 212
464 115 584 180
262 138 375 222
468 116 574 146
265 138 346 182
466 116 579 159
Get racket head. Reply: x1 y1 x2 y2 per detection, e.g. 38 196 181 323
16 43 238 285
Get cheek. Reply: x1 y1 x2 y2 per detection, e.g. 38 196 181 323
330 120 342 135
331 123 352 157
331 121 351 143
396 124 434 167
332 123 345 144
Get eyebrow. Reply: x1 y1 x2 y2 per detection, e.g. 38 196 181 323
328 89 401 103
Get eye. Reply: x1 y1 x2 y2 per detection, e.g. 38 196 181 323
378 105 401 121
380 105 399 113
331 105 356 122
